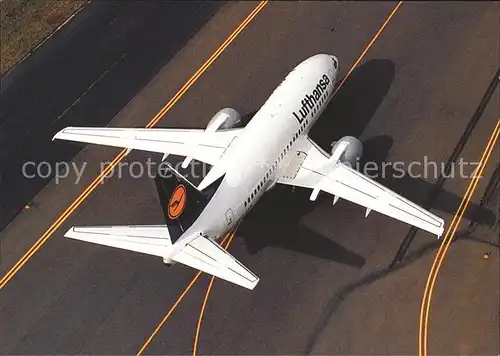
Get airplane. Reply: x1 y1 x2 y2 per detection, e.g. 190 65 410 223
53 54 445 290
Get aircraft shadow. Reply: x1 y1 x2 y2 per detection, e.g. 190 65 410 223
239 186 365 268
302 229 486 354
309 58 396 151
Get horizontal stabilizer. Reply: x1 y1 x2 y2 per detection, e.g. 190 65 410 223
65 225 259 290
172 235 259 290
65 225 172 257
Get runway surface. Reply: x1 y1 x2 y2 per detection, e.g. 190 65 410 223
0 1 498 355
0 0 225 232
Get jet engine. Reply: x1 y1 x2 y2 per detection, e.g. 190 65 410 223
206 108 242 131
330 136 363 167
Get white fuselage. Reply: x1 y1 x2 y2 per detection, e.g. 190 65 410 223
170 54 339 254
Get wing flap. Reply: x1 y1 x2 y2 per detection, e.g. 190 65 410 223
323 164 444 236
172 235 259 290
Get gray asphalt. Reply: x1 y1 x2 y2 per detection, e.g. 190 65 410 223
0 0 225 232
0 1 498 355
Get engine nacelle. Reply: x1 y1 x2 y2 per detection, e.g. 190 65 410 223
206 108 242 131
330 136 363 167
163 257 176 267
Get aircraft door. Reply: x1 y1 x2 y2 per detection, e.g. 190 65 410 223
225 208 234 227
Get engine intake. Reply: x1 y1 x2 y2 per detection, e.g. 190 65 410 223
330 136 363 168
206 108 242 131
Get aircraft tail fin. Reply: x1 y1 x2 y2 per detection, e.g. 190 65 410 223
154 163 223 243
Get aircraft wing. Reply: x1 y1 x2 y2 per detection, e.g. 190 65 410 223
53 126 242 166
277 137 445 238
64 225 259 290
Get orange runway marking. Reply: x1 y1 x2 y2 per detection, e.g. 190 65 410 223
136 233 233 356
192 277 215 356
418 119 500 356
136 271 202 356
0 0 269 290
192 231 236 356
333 1 403 96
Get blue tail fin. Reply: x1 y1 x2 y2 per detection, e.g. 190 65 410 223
154 163 223 242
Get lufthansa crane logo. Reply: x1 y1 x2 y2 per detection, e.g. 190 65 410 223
168 184 187 219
